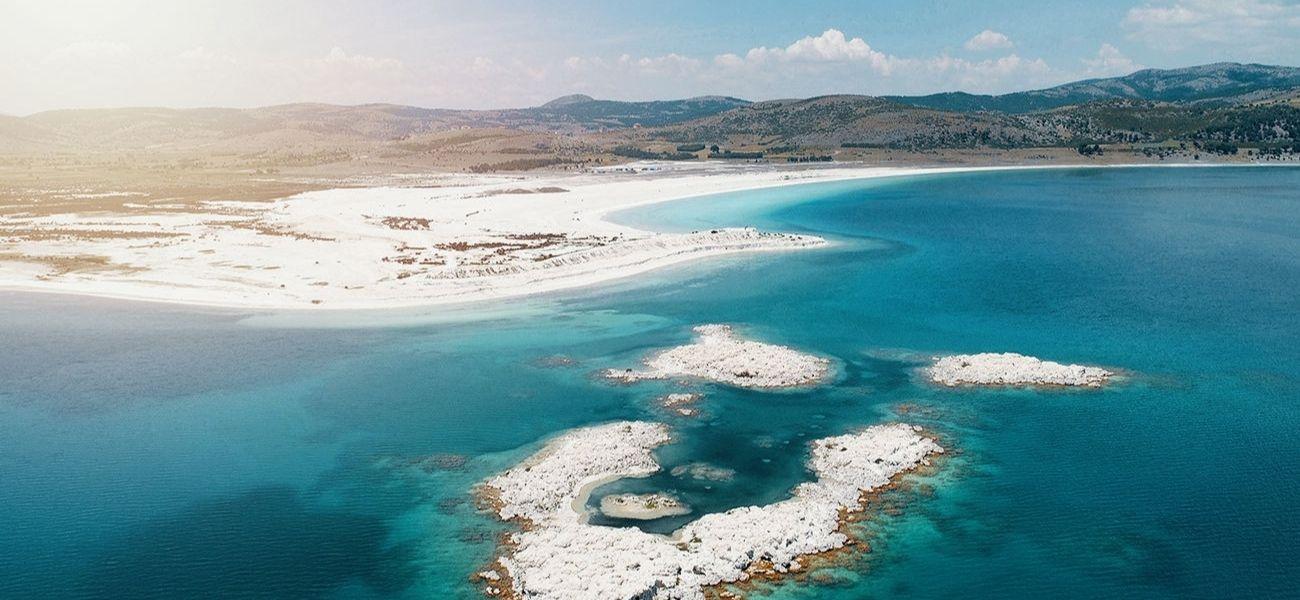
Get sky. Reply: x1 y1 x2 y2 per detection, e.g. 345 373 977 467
2 0 1298 115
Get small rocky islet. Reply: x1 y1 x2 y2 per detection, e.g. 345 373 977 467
604 324 831 389
927 352 1114 387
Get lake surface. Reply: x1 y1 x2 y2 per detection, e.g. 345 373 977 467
2 166 1297 599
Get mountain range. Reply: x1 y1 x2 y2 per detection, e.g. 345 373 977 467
886 62 1300 113
2 63 1297 160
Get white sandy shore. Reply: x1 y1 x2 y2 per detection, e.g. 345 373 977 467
606 324 830 389
1 162 1051 310
481 420 942 600
928 352 1114 387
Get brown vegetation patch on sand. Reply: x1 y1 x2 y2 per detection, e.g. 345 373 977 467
0 161 338 218
434 233 573 254
249 224 335 242
1 251 140 277
467 158 576 173
435 241 511 252
381 216 433 230
0 228 187 242
212 219 336 242
504 232 568 242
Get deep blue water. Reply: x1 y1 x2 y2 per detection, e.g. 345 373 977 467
1 167 1297 599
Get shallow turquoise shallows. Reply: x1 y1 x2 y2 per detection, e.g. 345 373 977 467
1 166 1297 599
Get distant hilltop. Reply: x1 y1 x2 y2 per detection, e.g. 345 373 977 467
541 94 596 107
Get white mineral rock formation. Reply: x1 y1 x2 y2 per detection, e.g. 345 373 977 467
484 421 671 524
659 392 702 417
927 352 1113 387
481 421 942 599
599 493 692 520
670 462 736 482
606 325 830 389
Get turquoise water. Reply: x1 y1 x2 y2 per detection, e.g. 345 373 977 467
1 167 1297 599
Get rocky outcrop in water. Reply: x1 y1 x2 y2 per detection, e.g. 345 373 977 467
479 421 942 599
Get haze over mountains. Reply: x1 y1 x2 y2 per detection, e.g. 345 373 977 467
2 63 1297 160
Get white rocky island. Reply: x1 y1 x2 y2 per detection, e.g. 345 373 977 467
659 392 702 417
927 352 1114 387
606 324 830 389
599 492 692 520
478 421 943 599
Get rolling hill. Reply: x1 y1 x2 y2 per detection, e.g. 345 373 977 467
887 63 1300 113
0 96 751 154
2 62 1297 163
641 95 1061 149
520 95 750 128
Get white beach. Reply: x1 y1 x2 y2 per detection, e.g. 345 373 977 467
1 163 1051 310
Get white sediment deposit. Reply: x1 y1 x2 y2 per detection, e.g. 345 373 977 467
659 392 702 416
599 493 692 520
927 352 1113 387
481 421 942 599
670 462 737 482
607 324 830 389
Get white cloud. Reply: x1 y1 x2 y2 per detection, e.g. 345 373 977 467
710 29 1056 90
964 30 1014 51
318 47 403 75
1123 0 1300 50
736 29 898 74
247 47 410 104
1125 3 1201 26
1082 43 1142 76
920 54 1053 91
712 53 745 69
555 28 1063 99
563 52 700 77
631 53 702 74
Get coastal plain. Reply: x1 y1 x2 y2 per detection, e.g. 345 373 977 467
1 160 1031 309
